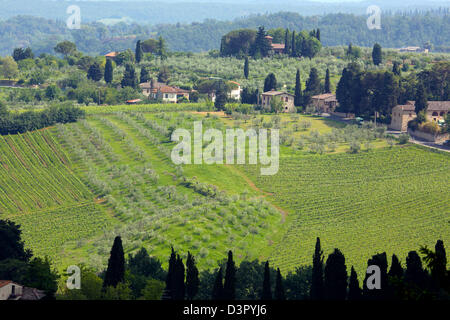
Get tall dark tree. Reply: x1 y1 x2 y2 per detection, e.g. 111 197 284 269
140 67 150 84
310 237 324 300
347 266 362 300
324 248 347 300
135 40 143 63
244 57 249 79
372 43 383 66
363 252 389 300
388 254 404 279
0 219 32 262
264 73 277 92
284 29 290 55
173 255 185 300
214 80 227 111
324 68 331 93
291 31 296 57
164 247 177 299
103 236 125 289
212 267 224 300
316 28 321 42
87 62 102 82
157 36 167 60
415 82 428 117
186 252 199 300
121 64 138 88
304 67 321 105
223 251 236 300
405 251 428 293
104 59 113 84
420 240 448 289
250 26 271 58
294 69 303 107
274 268 286 300
261 261 272 300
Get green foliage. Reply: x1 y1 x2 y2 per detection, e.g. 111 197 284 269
372 43 383 66
104 59 113 84
54 41 77 56
87 62 102 82
103 236 126 288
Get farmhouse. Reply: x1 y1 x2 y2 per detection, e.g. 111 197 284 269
140 80 190 103
260 90 295 113
265 36 286 55
0 280 45 300
310 93 338 113
389 101 450 132
229 81 242 100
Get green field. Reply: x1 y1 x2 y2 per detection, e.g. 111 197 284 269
1 107 449 276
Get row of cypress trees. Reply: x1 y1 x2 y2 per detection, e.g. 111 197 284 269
102 236 448 300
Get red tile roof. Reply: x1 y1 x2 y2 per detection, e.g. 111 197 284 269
0 280 12 288
104 52 118 57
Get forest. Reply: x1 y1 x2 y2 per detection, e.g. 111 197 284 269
0 10 449 56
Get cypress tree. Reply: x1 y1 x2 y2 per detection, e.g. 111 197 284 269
165 247 177 299
392 61 401 76
324 248 348 300
415 82 428 117
372 43 383 66
261 261 272 300
274 268 285 300
324 68 331 93
103 236 125 289
135 40 143 63
291 31 296 57
433 240 447 288
121 63 138 88
316 28 321 42
214 80 227 111
310 237 324 300
186 252 199 300
305 68 320 96
244 57 249 79
140 67 150 84
212 267 224 300
173 255 185 300
363 252 389 300
104 59 113 84
87 62 102 82
388 254 404 279
294 69 302 107
284 29 290 55
223 250 236 300
347 266 362 300
405 251 428 291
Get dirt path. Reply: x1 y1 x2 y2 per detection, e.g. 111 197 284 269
224 164 289 222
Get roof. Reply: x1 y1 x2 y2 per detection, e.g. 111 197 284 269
401 101 450 112
104 52 118 57
265 36 273 39
394 104 415 112
159 85 189 94
126 99 142 103
228 81 241 86
262 90 294 97
0 280 12 288
312 93 336 101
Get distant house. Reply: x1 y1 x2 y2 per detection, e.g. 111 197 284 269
0 280 45 300
104 51 119 60
228 81 242 101
260 90 295 113
265 36 285 55
139 80 190 103
389 101 450 132
310 93 339 113
399 47 429 54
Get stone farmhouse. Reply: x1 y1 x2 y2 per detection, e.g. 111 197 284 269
260 90 296 113
389 101 450 132
140 80 190 103
310 93 339 113
0 280 45 300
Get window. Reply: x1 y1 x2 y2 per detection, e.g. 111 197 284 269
432 112 438 117
440 112 445 116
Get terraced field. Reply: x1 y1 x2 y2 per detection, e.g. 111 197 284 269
0 130 113 260
243 146 450 274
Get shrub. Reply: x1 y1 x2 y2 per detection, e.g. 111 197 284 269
398 134 409 144
349 141 361 153
420 121 440 135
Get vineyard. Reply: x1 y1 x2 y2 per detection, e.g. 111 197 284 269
0 129 113 260
1 108 448 276
243 146 450 275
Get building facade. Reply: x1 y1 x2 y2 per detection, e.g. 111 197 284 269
310 93 338 113
260 90 296 113
140 80 190 103
389 101 450 132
